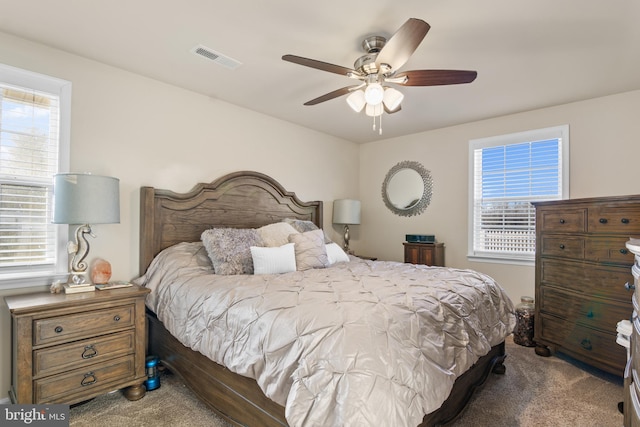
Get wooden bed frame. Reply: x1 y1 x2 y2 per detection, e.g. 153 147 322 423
140 170 507 427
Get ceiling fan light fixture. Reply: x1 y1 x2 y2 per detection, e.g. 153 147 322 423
364 83 384 105
346 90 366 112
383 87 404 111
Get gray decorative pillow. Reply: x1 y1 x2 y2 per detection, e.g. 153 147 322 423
288 229 330 271
257 222 300 247
201 228 264 275
283 218 332 244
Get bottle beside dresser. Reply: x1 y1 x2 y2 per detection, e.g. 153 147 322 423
5 284 150 404
533 195 640 376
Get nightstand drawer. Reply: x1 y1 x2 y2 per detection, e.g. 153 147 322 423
34 304 135 345
34 331 135 378
34 355 135 403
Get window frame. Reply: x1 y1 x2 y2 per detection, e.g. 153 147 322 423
0 63 71 289
467 125 569 265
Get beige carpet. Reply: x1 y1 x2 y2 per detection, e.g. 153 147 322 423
70 336 624 426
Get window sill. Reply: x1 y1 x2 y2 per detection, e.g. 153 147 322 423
467 254 535 267
0 272 68 291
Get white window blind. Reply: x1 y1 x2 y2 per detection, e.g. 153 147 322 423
468 125 569 264
0 63 70 287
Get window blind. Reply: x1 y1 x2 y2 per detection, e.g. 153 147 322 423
0 83 59 268
469 126 568 262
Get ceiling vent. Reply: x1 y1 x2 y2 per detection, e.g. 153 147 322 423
191 45 242 69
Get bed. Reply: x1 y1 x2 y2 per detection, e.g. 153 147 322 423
137 170 515 427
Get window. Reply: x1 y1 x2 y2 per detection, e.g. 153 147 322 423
0 63 71 288
468 125 569 264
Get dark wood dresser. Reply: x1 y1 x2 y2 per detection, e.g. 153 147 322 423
5 285 150 404
403 242 445 266
533 195 640 376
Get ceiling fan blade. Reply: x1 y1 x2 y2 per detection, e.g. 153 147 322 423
393 70 478 86
375 18 430 71
282 54 359 77
303 86 361 105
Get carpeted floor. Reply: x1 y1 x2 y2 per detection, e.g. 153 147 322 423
70 336 624 426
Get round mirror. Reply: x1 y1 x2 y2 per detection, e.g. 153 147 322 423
382 161 433 217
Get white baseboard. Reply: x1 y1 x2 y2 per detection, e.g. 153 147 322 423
0 396 10 404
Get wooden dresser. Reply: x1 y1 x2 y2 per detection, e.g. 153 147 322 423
533 195 640 376
403 242 445 266
5 285 150 404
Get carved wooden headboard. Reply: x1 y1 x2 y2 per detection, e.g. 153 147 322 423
139 170 323 274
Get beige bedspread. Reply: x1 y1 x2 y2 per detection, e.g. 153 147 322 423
137 242 515 427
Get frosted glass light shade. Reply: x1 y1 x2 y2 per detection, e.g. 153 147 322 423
364 83 384 105
332 199 361 225
53 174 120 225
346 90 366 112
365 103 383 117
383 87 404 111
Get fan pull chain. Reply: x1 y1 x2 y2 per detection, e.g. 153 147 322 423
372 113 383 135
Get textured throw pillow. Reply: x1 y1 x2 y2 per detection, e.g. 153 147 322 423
257 222 300 247
283 218 332 244
325 242 350 265
201 228 263 275
288 229 330 271
250 243 297 274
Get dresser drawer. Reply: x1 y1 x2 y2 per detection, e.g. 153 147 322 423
539 314 626 372
588 206 640 234
585 236 636 264
33 331 135 378
539 286 631 332
540 235 584 259
34 304 135 346
34 355 135 403
540 258 633 301
538 208 586 232
631 382 640 427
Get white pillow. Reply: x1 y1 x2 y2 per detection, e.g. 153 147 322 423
250 243 297 274
326 243 350 265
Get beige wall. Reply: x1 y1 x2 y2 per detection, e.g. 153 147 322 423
360 89 640 304
0 31 359 401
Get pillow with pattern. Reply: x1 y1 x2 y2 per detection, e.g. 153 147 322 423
283 218 332 244
288 229 330 271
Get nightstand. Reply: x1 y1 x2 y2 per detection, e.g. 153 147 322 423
403 242 445 266
5 284 150 404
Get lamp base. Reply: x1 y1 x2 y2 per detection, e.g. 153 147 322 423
342 224 351 253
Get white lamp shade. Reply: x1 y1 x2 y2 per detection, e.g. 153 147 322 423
365 103 384 117
53 173 120 225
332 199 361 225
364 83 384 105
383 87 404 111
346 90 366 112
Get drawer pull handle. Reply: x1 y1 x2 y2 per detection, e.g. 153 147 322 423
625 282 636 291
81 345 97 359
559 219 565 224
622 218 630 224
54 326 63 334
559 244 565 250
81 372 97 386
599 218 608 224
113 315 121 322
621 248 629 255
580 339 592 350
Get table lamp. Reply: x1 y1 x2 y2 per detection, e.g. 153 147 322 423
332 199 361 253
53 173 120 286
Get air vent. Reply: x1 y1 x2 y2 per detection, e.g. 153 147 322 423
191 45 242 70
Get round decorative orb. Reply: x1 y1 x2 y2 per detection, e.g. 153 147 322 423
91 258 112 284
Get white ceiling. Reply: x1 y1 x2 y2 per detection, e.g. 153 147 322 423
1 1 639 143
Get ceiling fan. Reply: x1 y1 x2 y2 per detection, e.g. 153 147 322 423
282 18 477 134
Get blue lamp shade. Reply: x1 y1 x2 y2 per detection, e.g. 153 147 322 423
332 199 361 225
53 174 120 225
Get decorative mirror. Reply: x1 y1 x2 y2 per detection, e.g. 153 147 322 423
382 161 433 217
